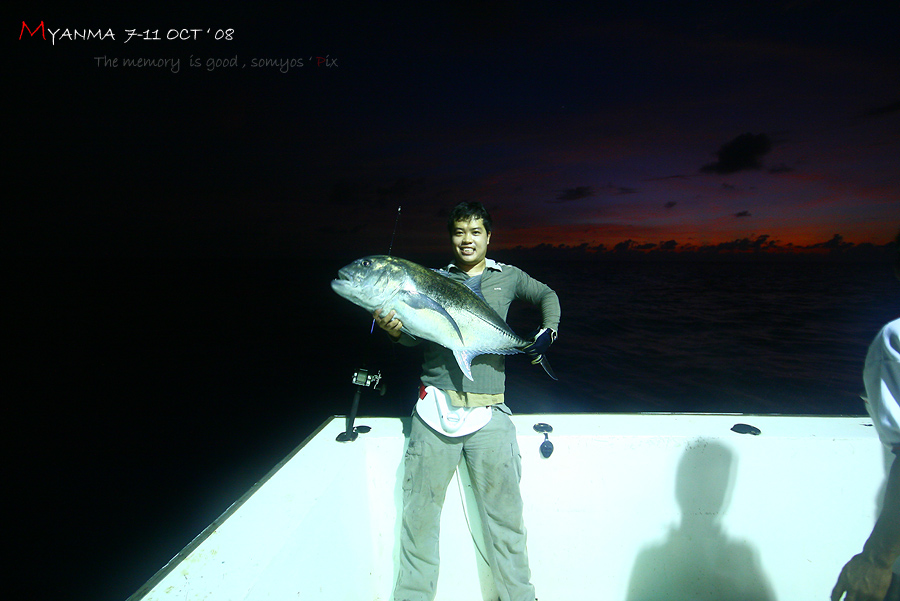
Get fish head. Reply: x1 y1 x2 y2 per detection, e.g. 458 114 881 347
330 255 409 312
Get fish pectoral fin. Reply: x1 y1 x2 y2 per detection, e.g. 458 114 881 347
404 292 465 344
452 349 477 381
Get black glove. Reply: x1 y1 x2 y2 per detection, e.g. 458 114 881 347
523 328 557 364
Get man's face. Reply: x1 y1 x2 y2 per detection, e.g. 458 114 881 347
451 218 491 270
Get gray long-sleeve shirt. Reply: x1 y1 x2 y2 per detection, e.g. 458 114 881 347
399 258 560 394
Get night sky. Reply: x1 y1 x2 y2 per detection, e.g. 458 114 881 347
11 2 899 259
10 2 900 600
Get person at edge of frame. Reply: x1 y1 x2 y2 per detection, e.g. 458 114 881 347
373 201 559 601
833 229 900 601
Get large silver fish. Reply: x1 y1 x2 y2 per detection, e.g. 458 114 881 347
331 255 555 381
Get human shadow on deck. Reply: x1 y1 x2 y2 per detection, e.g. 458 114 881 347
625 440 776 601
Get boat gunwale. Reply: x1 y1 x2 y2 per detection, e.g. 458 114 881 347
125 415 337 601
126 410 874 600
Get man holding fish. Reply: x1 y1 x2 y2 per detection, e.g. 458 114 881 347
373 201 560 601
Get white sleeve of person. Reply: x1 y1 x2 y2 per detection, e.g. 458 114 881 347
864 319 900 449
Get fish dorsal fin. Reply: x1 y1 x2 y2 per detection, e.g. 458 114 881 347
431 268 487 303
462 273 486 302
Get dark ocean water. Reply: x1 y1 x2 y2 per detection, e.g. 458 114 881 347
11 256 898 600
504 259 899 416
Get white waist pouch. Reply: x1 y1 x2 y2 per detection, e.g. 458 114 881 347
415 385 492 437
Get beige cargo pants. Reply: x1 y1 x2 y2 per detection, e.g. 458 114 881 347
393 405 535 601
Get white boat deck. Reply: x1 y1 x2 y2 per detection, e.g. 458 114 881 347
128 413 890 601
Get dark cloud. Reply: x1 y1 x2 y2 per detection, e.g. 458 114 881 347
664 201 677 209
861 100 900 118
611 185 639 195
613 239 636 253
552 186 594 202
659 240 678 250
701 133 773 174
648 174 690 182
706 235 774 253
810 233 851 251
597 183 639 195
768 163 793 173
734 210 752 218
551 183 639 203
610 239 658 253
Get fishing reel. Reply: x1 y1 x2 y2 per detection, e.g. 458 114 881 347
351 367 385 395
336 367 385 442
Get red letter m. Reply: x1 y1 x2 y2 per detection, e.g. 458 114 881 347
20 21 46 40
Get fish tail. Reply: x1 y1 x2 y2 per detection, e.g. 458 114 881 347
536 354 557 380
517 343 558 381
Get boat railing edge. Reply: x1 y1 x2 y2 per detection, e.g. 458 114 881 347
125 415 339 601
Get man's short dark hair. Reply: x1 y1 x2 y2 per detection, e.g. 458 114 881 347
448 202 493 234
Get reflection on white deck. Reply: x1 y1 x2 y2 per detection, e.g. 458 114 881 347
128 413 889 601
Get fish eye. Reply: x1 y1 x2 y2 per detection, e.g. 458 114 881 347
361 259 371 267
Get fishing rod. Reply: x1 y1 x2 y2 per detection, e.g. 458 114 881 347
370 205 402 333
337 205 401 442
